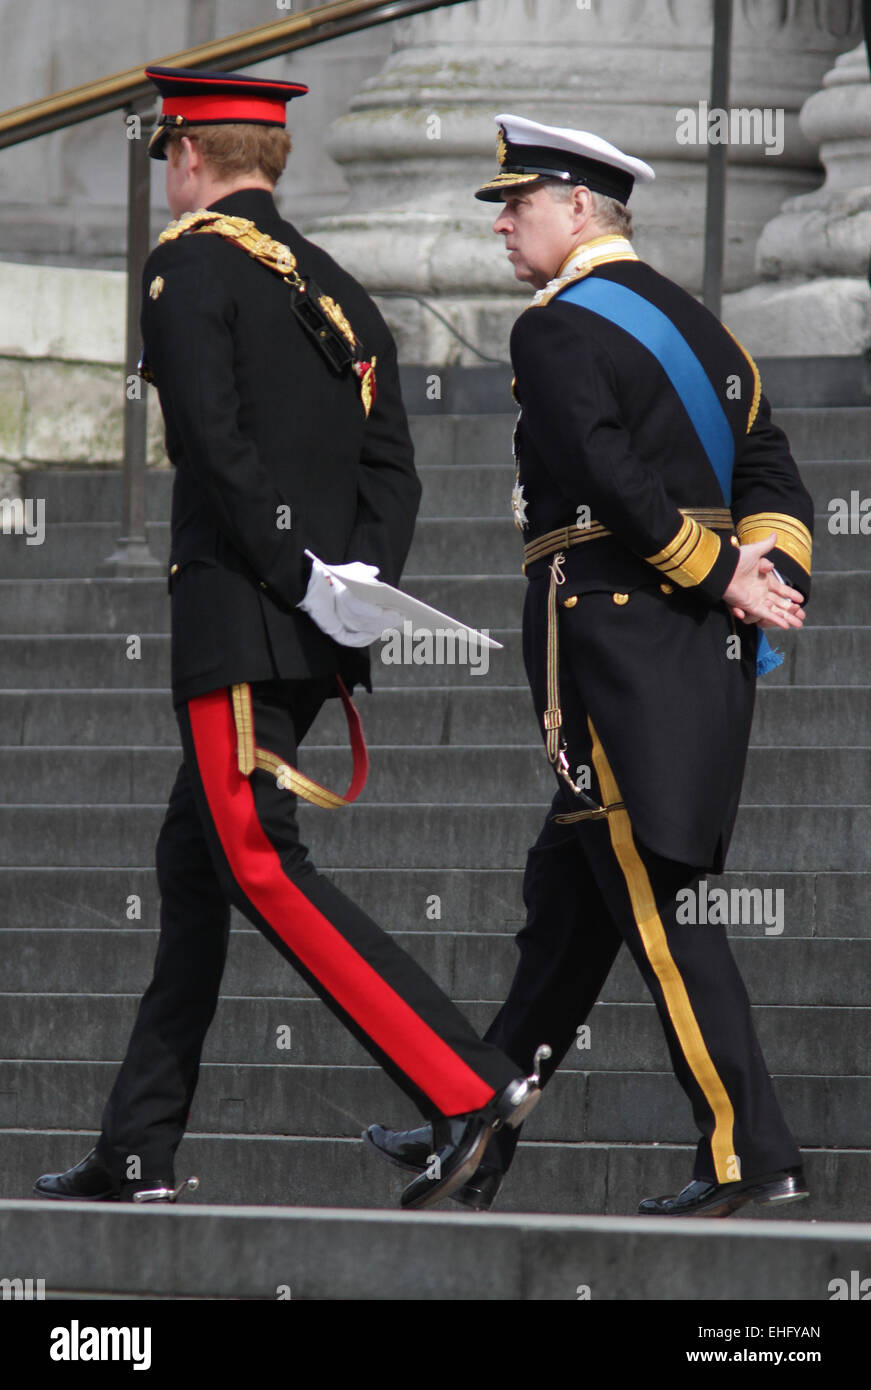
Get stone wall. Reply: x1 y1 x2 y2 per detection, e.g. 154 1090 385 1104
0 0 392 267
0 260 165 501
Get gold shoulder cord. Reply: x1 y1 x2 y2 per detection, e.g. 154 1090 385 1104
158 211 376 416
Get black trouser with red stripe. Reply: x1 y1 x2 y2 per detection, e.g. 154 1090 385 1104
481 716 802 1189
96 677 520 1190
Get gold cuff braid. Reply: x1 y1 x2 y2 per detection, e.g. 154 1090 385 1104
644 515 722 587
736 512 812 576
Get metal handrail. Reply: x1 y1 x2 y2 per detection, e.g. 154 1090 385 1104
0 0 470 575
703 0 732 319
0 0 468 149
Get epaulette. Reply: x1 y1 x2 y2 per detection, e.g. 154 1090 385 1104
159 209 301 279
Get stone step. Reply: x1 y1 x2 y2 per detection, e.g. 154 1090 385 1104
0 684 868 749
409 409 871 470
13 419 512 520
2 1061 868 1149
0 866 525 934
2 1194 870 1303
16 416 871 530
1 929 865 1006
3 1131 869 1226
19 462 514 525
19 468 174 522
1 867 867 938
20 453 871 515
0 571 864 635
18 457 864 532
1 744 868 807
1 625 869 690
15 457 870 566
772 408 871 464
412 408 871 468
0 743 550 806
2 1188 870 1306
0 801 869 871
1 512 864 578
1 994 865 1074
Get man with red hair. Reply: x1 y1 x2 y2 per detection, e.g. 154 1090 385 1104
34 68 546 1210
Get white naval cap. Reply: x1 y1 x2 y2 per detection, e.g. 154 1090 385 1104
475 113 655 204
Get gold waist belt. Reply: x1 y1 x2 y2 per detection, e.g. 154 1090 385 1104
532 506 733 822
523 507 734 573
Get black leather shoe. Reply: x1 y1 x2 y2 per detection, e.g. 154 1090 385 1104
450 1163 503 1212
638 1166 809 1218
363 1117 508 1206
398 1044 550 1211
34 1148 119 1201
363 1122 505 1211
364 1122 436 1175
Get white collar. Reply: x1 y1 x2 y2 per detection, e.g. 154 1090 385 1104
531 234 638 305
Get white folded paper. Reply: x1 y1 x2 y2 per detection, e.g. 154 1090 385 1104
305 550 503 650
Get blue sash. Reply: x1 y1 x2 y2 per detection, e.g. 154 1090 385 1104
558 276 781 675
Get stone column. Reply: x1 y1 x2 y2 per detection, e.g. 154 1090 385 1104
723 38 871 354
310 0 861 364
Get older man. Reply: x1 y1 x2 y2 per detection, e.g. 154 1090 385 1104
365 114 814 1218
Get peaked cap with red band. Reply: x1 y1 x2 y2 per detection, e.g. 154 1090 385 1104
145 65 308 159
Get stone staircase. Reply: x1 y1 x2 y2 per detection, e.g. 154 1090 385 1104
0 406 869 1299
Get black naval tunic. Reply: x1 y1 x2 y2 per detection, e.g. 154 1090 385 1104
94 187 521 1194
482 245 814 1189
514 255 812 871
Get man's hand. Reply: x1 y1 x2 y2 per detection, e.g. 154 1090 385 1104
722 532 806 630
297 556 402 647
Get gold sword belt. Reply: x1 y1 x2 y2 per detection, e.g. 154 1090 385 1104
522 507 734 572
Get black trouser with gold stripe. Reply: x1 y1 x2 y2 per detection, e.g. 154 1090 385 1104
483 620 802 1188
484 784 802 1184
96 676 520 1190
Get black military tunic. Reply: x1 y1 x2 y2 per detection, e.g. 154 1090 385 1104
142 186 419 705
482 241 814 1188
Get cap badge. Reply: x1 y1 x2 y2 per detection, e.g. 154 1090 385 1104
496 125 508 167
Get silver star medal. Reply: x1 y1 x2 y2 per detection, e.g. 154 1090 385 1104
511 479 529 531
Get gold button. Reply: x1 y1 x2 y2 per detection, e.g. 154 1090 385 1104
562 594 578 609
612 592 629 605
730 535 740 548
659 582 674 595
259 581 268 590
169 563 179 576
